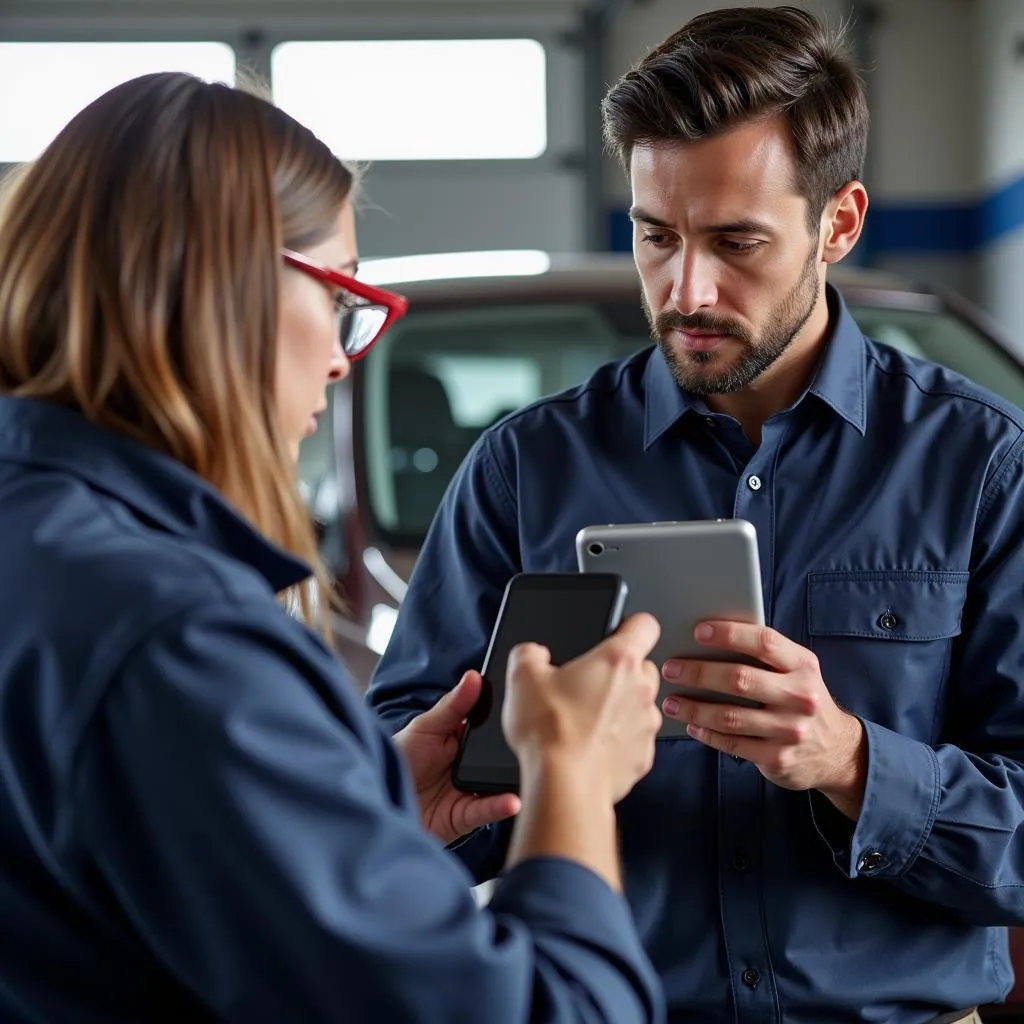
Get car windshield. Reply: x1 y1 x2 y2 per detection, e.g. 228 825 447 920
351 294 1024 542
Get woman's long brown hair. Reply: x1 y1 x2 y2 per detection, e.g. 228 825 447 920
0 72 353 627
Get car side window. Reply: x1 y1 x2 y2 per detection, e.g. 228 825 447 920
847 304 1024 410
297 399 348 573
362 302 639 538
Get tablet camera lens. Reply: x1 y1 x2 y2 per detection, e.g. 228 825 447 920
587 542 605 557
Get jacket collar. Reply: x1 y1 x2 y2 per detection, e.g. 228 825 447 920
0 397 311 592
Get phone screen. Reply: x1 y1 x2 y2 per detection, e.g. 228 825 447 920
453 572 626 793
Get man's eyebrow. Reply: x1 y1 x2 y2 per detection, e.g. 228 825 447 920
702 219 775 236
628 207 775 236
628 207 673 228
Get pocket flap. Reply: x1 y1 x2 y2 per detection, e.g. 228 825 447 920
807 571 968 641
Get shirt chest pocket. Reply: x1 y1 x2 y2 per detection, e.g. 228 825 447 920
806 571 968 741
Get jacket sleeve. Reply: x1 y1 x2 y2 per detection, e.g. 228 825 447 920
366 431 524 881
75 600 663 1024
812 436 1024 926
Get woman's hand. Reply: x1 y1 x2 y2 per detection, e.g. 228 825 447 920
504 613 663 805
394 672 521 845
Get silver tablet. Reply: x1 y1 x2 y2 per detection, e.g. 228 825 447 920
576 519 766 738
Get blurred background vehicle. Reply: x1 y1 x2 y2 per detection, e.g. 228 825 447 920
300 252 1024 684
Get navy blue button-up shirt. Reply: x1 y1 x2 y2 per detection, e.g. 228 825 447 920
369 288 1024 1023
0 397 662 1023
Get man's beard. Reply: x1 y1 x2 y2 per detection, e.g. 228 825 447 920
644 246 820 395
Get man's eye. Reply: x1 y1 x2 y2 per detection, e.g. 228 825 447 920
720 240 762 254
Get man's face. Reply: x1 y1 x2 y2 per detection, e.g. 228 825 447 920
630 115 826 395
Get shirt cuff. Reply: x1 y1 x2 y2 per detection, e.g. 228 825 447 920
811 719 940 879
490 857 646 957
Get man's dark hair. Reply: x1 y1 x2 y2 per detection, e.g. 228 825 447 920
601 5 868 226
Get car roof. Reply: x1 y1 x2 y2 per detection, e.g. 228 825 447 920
359 249 933 304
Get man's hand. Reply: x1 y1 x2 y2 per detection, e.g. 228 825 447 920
661 621 867 820
394 671 521 845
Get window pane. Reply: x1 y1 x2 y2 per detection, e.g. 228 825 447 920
363 302 648 537
846 305 1024 409
298 399 349 573
0 43 236 162
271 39 546 161
362 295 1024 541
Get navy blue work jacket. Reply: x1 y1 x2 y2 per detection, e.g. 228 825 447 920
0 396 662 1024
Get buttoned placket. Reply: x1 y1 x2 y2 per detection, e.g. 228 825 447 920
713 412 787 1023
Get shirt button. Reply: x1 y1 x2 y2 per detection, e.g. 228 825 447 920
705 416 716 427
878 610 898 631
732 851 751 872
741 968 761 989
857 850 887 873
747 474 762 491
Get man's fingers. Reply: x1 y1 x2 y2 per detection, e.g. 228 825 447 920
661 659 776 706
662 694 787 738
693 621 805 672
683 724 762 760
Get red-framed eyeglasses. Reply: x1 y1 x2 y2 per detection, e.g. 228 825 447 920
282 249 409 360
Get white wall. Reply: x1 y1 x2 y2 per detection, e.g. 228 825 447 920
865 0 980 303
978 0 1024 190
868 0 978 203
977 0 1024 339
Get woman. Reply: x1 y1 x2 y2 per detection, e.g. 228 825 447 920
0 73 665 1022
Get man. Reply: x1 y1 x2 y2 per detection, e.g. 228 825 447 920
368 7 1024 1022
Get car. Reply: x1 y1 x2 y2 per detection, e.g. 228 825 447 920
298 251 1024 1015
299 251 1024 682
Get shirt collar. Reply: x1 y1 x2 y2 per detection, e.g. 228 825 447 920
643 282 867 448
807 285 867 435
0 396 311 592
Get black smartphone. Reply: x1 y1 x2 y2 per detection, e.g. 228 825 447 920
451 571 628 795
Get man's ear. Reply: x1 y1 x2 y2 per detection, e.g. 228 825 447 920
821 181 868 265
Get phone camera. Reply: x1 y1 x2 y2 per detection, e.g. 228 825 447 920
587 542 605 557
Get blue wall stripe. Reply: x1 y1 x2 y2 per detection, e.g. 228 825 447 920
608 209 633 254
979 174 1024 247
862 202 977 254
606 172 1024 256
